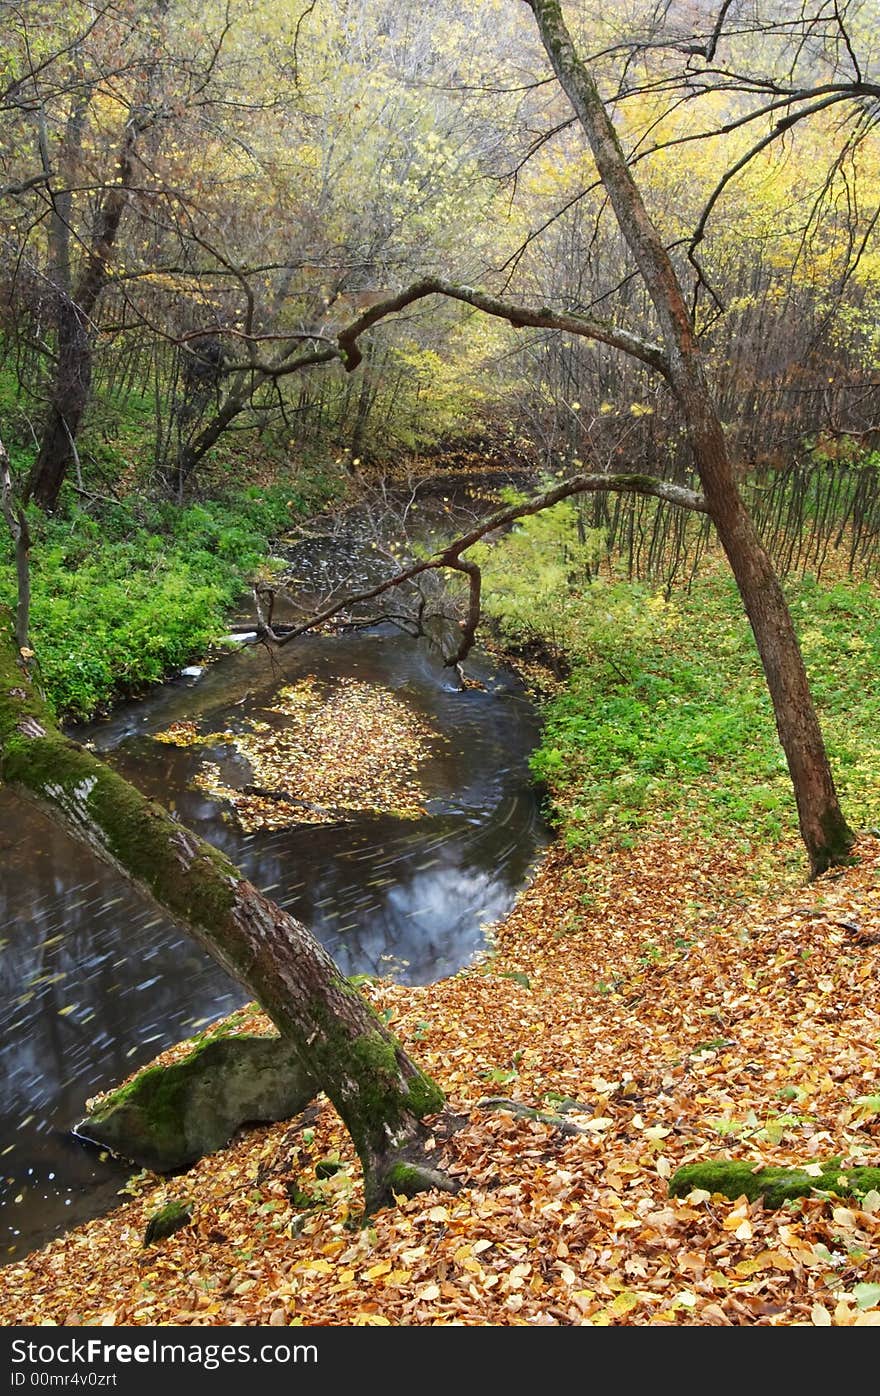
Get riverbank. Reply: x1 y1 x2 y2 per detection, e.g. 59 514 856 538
0 499 548 1263
4 464 880 1325
2 826 878 1326
0 470 344 721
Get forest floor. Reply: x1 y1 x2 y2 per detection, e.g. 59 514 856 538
2 828 879 1327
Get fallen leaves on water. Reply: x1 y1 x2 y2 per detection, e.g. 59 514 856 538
153 721 237 749
162 677 445 831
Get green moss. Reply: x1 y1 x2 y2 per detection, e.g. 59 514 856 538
0 697 241 929
812 806 857 874
403 1067 446 1119
89 1024 273 1130
143 1199 192 1245
300 1002 444 1172
89 1054 198 1149
315 1159 344 1179
387 1163 427 1197
346 1030 444 1120
669 1160 880 1208
83 1032 314 1171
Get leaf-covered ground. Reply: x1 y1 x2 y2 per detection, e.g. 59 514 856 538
2 832 879 1327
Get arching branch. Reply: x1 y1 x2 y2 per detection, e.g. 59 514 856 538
261 470 707 667
336 277 670 378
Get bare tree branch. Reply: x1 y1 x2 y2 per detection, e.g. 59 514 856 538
336 276 670 377
262 469 706 668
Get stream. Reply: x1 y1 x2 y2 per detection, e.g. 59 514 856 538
0 477 548 1263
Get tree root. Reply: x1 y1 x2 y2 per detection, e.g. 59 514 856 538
670 1159 880 1208
477 1095 594 1136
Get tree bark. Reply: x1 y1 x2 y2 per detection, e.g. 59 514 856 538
524 0 854 875
170 347 338 494
27 303 93 511
0 440 31 649
27 117 145 512
0 607 449 1210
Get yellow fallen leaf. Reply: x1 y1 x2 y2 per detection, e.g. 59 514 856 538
605 1290 640 1318
734 1257 766 1277
644 1126 671 1141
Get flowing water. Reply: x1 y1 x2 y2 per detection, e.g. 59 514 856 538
0 479 547 1262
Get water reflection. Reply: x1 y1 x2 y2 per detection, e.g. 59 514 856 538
0 618 546 1262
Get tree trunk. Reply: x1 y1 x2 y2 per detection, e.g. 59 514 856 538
0 439 31 648
526 0 854 875
27 303 92 512
173 377 254 494
0 608 449 1210
27 118 143 512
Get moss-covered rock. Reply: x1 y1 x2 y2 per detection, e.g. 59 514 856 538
79 1033 316 1172
669 1159 880 1208
143 1199 192 1245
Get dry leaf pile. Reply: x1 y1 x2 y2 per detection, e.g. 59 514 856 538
159 678 443 830
2 833 879 1327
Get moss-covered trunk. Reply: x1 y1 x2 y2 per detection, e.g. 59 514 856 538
0 607 448 1209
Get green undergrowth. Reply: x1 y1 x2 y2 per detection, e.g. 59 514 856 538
0 479 337 720
478 503 880 870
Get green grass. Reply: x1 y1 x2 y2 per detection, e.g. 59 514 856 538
0 481 337 721
489 556 880 862
0 363 344 719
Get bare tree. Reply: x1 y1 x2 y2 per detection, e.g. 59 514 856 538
270 0 860 877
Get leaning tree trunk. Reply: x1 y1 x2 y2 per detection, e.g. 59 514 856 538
526 0 854 875
173 375 255 495
0 608 448 1211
